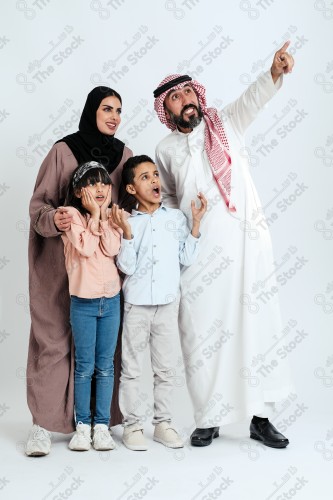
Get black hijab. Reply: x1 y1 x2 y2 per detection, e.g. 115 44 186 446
56 86 125 173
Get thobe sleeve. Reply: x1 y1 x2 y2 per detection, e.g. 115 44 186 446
64 209 102 257
116 237 137 275
155 147 179 209
222 70 283 137
29 144 76 238
177 211 201 266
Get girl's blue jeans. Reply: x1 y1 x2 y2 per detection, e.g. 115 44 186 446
70 293 120 426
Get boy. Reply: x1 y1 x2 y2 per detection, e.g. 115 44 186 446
112 155 207 450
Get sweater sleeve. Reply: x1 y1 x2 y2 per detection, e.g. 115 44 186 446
99 220 121 257
63 208 102 257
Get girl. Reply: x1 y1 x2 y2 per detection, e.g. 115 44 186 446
62 161 122 451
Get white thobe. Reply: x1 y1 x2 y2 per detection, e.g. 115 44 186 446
155 70 293 427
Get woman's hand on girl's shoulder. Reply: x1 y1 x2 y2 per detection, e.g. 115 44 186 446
54 206 73 232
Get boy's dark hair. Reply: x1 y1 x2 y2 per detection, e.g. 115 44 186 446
122 155 155 188
65 162 112 216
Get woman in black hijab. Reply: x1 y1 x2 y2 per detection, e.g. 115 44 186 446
25 87 132 456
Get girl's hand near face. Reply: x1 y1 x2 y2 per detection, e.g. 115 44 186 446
81 187 100 222
100 185 112 221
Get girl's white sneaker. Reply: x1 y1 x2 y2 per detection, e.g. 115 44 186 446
93 424 115 451
68 422 91 451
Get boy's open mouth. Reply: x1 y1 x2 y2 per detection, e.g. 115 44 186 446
152 187 160 197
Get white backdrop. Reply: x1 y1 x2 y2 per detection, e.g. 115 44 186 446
1 1 333 499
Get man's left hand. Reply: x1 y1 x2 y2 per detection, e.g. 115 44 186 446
271 41 294 83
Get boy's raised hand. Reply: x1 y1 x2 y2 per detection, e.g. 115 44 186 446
111 204 132 240
190 192 207 238
191 192 207 223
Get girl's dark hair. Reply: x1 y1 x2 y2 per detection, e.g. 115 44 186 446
122 154 155 187
65 162 112 216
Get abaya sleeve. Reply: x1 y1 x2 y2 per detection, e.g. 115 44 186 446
29 143 77 237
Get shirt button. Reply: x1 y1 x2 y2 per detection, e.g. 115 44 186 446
152 280 155 283
153 245 156 248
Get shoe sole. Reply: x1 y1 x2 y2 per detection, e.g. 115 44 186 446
250 433 289 448
122 440 147 451
93 444 115 451
68 445 91 451
153 436 184 448
191 429 220 447
26 450 49 457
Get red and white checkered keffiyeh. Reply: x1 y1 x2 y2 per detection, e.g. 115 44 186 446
154 74 235 212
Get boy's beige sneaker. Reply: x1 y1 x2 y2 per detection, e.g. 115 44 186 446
68 422 91 451
25 424 52 456
153 421 184 448
122 423 148 451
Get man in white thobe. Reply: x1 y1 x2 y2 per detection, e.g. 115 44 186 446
153 42 295 448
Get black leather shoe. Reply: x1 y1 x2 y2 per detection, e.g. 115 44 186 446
250 418 289 448
190 427 219 447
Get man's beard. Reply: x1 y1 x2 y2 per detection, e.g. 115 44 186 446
167 104 203 130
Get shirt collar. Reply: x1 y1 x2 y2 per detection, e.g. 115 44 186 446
131 202 169 217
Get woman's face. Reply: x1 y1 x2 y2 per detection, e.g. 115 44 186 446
96 96 122 135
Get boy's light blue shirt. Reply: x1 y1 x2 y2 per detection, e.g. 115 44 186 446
117 203 200 305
